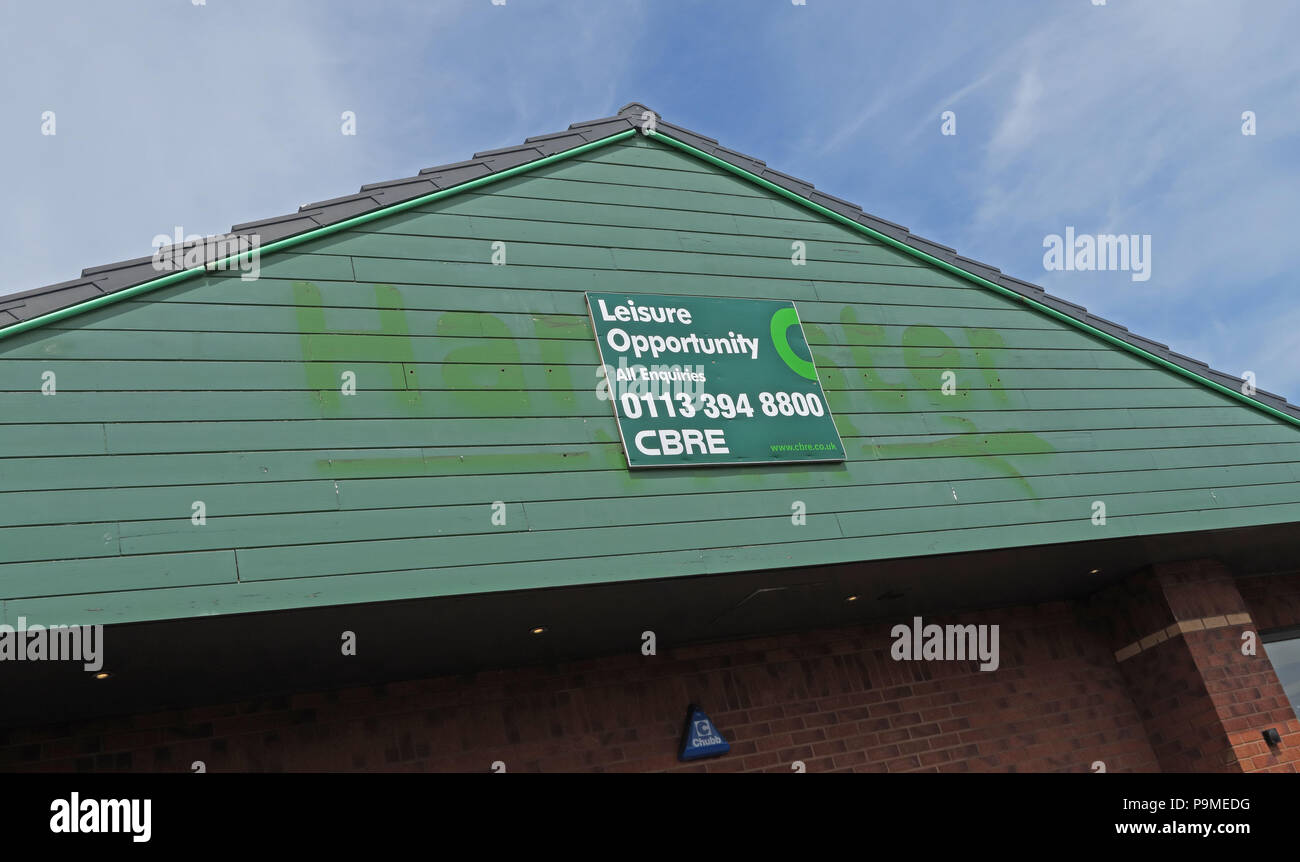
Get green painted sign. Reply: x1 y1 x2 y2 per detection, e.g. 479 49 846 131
586 292 846 468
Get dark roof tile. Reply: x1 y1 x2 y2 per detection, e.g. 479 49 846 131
1036 294 1089 317
521 136 583 158
370 181 442 207
952 255 1002 282
1169 350 1210 371
569 110 634 129
617 102 655 117
421 163 493 185
807 189 861 212
1255 390 1288 409
5 281 103 317
231 212 319 233
417 157 484 175
1 276 100 306
360 174 438 193
476 149 543 172
93 263 168 294
476 140 541 155
711 145 767 175
239 221 311 245
299 192 379 211
860 213 910 235
1084 316 1134 341
999 276 1046 295
309 197 385 225
855 215 910 242
758 167 815 197
575 119 639 141
905 237 958 259
82 254 159 276
656 120 719 149
1125 333 1170 353
518 128 586 145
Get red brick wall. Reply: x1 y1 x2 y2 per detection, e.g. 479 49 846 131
1087 562 1300 773
0 600 1159 773
1112 629 1241 772
1239 570 1300 633
1234 569 1300 771
1190 625 1300 773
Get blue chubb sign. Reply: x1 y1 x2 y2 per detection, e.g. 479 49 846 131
679 703 730 761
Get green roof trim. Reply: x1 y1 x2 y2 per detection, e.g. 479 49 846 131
0 128 636 343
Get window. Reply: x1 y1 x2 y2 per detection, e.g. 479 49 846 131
1262 627 1300 719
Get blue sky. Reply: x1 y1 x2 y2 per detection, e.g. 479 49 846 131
3 0 1297 399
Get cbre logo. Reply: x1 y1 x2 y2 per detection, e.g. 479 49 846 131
770 306 818 380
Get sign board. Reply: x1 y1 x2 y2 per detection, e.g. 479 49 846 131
586 292 846 468
678 703 730 761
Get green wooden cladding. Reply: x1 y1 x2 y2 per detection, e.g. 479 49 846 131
2 135 1299 627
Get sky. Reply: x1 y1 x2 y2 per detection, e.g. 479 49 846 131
2 0 1297 400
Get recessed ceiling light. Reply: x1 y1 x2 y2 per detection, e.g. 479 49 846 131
529 626 547 635
93 672 111 680
1089 568 1101 575
845 595 859 602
